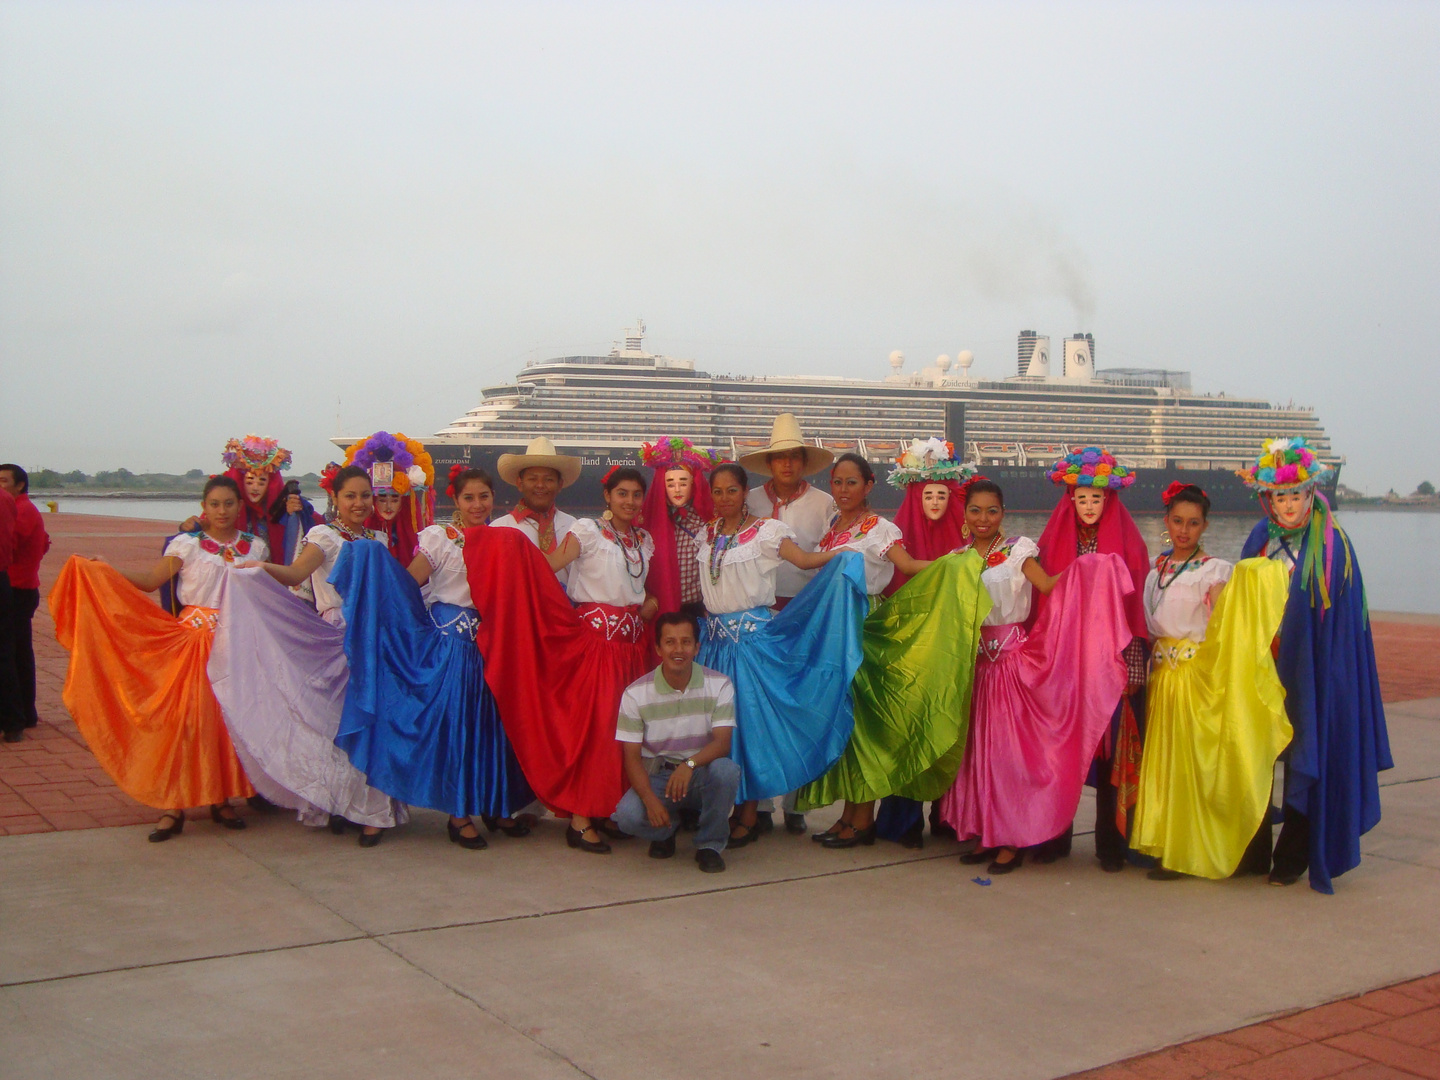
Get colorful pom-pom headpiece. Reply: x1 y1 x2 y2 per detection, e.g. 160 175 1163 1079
1047 446 1136 491
1236 436 1332 493
342 430 435 496
221 435 292 475
887 437 976 489
640 436 723 476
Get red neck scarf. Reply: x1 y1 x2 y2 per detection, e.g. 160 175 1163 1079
1035 489 1150 639
511 504 559 553
761 479 810 515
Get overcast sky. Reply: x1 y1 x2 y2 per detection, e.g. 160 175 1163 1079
2 1 1436 493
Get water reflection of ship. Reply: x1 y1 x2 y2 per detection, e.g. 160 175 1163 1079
340 322 1340 514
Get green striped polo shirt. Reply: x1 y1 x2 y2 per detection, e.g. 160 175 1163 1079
616 664 735 766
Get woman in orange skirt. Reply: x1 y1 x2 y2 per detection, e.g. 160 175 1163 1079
49 475 261 841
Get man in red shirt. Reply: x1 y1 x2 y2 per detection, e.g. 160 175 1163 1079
0 466 50 741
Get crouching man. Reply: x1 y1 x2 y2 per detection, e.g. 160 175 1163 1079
613 612 741 873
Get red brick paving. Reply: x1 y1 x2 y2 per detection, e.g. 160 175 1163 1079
1370 621 1440 705
1068 976 1440 1078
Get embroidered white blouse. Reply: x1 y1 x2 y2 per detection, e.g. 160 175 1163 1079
747 483 835 599
977 536 1042 626
163 531 269 609
301 524 371 625
1144 555 1234 642
696 517 796 614
416 524 473 608
491 508 577 587
566 518 655 608
818 513 902 596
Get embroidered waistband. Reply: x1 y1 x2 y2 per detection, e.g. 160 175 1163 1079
703 606 773 645
179 606 220 632
978 622 1026 664
577 602 645 643
1151 637 1200 670
430 603 480 641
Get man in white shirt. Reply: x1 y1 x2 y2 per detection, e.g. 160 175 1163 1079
742 414 836 606
491 436 581 587
739 413 835 835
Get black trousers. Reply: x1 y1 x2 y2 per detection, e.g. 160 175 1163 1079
0 578 23 735
1237 767 1309 879
8 586 39 726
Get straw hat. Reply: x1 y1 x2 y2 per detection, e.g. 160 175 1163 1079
738 414 834 477
497 436 583 488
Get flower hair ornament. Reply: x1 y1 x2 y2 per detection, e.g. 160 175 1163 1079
222 435 292 475
343 431 435 495
1161 481 1207 507
444 463 466 499
640 436 723 475
1047 446 1135 490
1235 436 1332 492
887 437 976 488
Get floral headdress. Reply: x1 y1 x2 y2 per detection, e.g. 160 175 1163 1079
887 437 976 488
343 431 435 495
640 436 723 475
318 462 342 496
1236 436 1332 492
222 435 292 475
1047 446 1135 490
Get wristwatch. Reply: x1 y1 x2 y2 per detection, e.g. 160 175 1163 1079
683 758 697 769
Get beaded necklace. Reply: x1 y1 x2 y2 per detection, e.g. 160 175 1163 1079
707 513 753 586
604 519 648 581
329 520 371 543
1155 548 1203 592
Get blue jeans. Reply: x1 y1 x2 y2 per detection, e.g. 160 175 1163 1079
613 758 742 853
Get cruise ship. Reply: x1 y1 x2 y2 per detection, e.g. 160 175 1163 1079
348 322 1340 513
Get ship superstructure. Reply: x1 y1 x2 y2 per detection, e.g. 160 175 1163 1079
344 321 1338 512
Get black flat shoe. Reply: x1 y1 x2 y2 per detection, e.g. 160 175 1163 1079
696 848 726 873
898 822 925 850
987 849 1023 875
784 812 808 835
148 810 185 843
753 811 775 835
593 817 633 841
2 729 23 743
811 824 845 844
480 814 531 838
210 804 246 830
1100 855 1127 873
448 819 488 850
358 828 384 848
1147 867 1184 881
328 815 348 835
649 835 677 859
1268 869 1303 886
822 824 877 849
728 823 760 848
246 794 278 813
959 847 996 865
566 826 611 854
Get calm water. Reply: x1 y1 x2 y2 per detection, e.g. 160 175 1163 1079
42 498 1439 615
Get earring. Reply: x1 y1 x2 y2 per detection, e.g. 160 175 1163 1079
602 508 613 521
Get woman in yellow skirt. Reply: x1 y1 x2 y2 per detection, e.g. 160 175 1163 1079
49 475 261 841
1131 482 1291 880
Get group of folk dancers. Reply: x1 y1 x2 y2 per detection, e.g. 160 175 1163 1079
50 418 1390 889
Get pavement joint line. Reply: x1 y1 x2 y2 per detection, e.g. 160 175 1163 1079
1378 772 1440 786
369 934 602 1079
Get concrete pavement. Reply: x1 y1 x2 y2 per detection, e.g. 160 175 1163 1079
3 695 1437 1079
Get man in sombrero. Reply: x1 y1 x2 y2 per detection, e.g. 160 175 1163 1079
492 436 583 586
740 413 836 836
